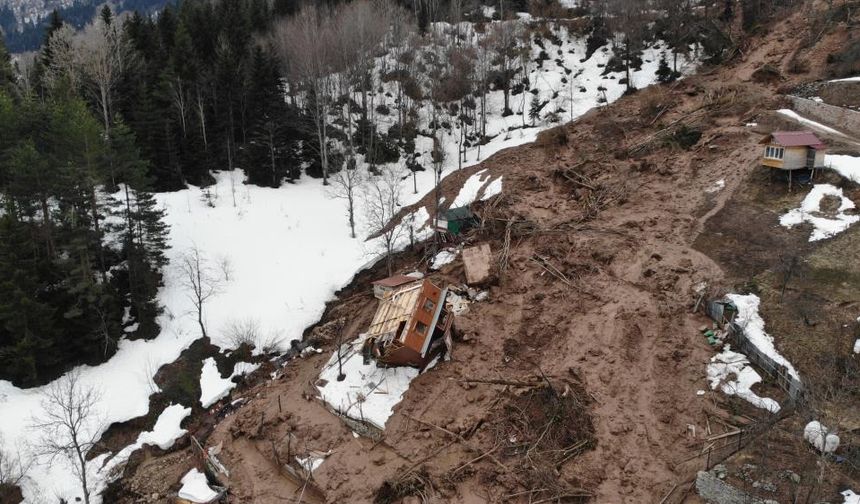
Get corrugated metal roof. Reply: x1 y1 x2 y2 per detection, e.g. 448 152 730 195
372 275 419 288
767 131 825 148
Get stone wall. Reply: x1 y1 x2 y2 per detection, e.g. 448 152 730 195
787 96 860 137
695 471 777 504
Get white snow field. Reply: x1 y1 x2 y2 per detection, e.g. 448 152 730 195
0 20 696 502
827 154 860 184
779 184 859 241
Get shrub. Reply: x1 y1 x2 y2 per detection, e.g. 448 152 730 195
667 125 702 149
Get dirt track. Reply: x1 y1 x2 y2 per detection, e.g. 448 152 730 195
112 6 858 503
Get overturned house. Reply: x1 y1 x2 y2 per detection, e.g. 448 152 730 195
362 276 453 368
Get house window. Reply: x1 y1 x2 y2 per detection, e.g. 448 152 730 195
765 146 784 160
423 299 435 312
415 321 428 334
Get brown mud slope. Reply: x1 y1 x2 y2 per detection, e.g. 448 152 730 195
114 6 856 504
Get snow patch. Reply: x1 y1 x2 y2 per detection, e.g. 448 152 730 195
804 420 840 454
481 176 503 200
707 346 780 413
843 490 860 504
452 169 490 207
231 362 260 378
199 358 236 408
777 109 846 137
827 154 860 184
452 171 503 207
726 294 800 381
137 403 191 450
295 452 328 472
316 334 420 430
779 184 859 241
705 179 726 193
178 468 219 503
431 249 459 270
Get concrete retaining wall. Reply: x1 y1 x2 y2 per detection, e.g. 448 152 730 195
787 96 860 136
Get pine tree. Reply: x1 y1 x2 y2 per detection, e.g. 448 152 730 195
0 37 15 94
656 53 675 83
529 93 541 126
244 47 291 187
105 120 168 338
0 214 58 385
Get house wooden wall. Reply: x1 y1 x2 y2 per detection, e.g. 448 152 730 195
762 146 826 170
402 281 443 354
782 146 808 169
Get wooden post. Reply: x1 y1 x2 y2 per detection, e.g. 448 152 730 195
737 430 743 451
789 169 793 192
705 447 711 470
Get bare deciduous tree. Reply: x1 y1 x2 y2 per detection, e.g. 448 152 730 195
179 246 225 339
363 165 407 276
606 0 649 92
47 16 134 134
31 371 102 504
487 21 523 116
0 436 29 501
273 4 337 185
330 164 363 238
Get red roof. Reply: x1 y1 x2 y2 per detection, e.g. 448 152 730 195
766 131 825 149
372 274 419 288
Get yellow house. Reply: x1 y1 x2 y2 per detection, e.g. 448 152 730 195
760 131 826 170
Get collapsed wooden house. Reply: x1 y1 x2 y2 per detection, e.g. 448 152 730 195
362 276 453 368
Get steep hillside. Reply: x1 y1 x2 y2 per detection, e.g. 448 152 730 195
101 3 860 504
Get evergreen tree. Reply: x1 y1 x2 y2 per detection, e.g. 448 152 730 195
0 37 14 94
0 90 169 385
656 53 677 83
0 214 58 383
244 47 292 187
529 93 541 125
